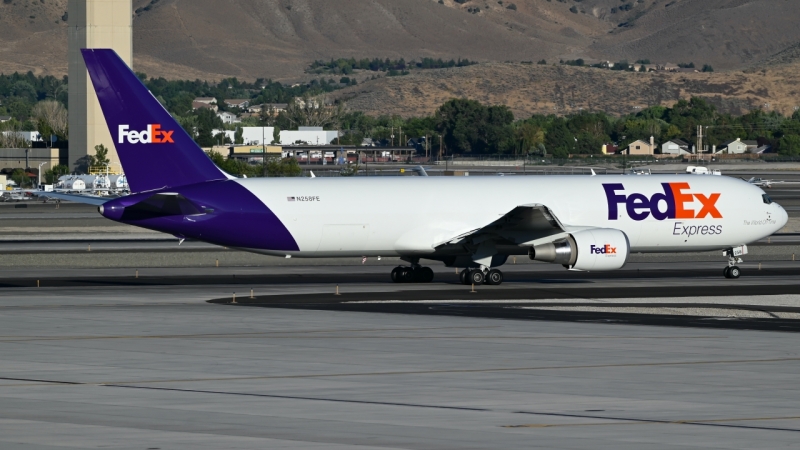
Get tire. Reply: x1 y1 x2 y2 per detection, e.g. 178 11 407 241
469 269 485 285
486 269 503 286
401 268 415 283
459 269 469 285
420 267 434 283
723 267 731 278
391 267 402 283
729 266 741 279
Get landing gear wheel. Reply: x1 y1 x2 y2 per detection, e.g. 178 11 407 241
391 267 403 283
486 269 503 286
468 269 485 285
459 269 469 285
401 267 415 283
728 266 741 279
419 267 434 283
723 267 731 278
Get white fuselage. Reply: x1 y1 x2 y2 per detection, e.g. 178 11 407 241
237 175 787 258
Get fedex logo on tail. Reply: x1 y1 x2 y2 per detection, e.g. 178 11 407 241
604 183 721 221
118 125 174 145
590 244 617 255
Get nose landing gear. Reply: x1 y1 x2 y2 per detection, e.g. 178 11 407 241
722 246 747 279
723 266 741 279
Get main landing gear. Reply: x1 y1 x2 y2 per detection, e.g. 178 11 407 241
459 268 504 286
391 265 434 283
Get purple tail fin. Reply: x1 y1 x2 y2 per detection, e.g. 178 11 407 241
82 49 228 193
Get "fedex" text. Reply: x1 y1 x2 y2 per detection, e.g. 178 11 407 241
603 183 722 221
590 244 617 255
118 124 175 145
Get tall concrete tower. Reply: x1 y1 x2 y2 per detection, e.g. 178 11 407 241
68 0 132 173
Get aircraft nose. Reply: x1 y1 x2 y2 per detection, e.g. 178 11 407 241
777 204 789 230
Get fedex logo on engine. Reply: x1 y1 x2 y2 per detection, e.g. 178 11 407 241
590 244 617 255
118 124 175 145
603 183 721 221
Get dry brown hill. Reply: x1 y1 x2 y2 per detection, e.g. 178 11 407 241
1 0 799 81
333 61 800 119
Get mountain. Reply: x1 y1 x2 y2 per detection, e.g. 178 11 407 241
1 0 799 81
332 61 800 118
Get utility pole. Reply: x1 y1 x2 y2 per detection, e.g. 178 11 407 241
263 126 267 177
697 125 704 157
440 135 444 161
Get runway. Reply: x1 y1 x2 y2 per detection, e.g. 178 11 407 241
3 172 800 448
4 276 800 449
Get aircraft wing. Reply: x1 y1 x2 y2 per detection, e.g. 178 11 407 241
34 192 110 206
437 204 569 249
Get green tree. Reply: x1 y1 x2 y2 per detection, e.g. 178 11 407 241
267 157 302 177
94 144 110 167
195 108 223 147
44 164 69 184
435 99 515 154
272 126 281 145
515 122 545 154
543 117 573 158
778 134 800 156
11 169 29 188
234 127 243 145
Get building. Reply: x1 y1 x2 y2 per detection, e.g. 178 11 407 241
194 97 217 105
627 137 656 155
280 126 339 146
211 129 236 145
719 138 757 154
224 99 250 110
1 131 43 143
0 116 11 123
0 148 61 172
239 126 339 146
192 101 218 112
661 139 691 155
68 0 132 172
601 144 619 154
228 145 282 162
217 111 241 124
241 127 275 145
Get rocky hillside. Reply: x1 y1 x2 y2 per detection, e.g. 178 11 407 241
333 61 800 119
0 0 799 81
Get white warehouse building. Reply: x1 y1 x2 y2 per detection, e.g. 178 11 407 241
236 127 339 146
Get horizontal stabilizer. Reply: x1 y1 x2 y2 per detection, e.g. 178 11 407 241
35 192 110 206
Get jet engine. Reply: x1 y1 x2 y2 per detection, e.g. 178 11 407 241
529 228 630 271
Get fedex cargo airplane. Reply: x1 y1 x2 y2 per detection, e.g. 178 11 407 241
59 49 788 285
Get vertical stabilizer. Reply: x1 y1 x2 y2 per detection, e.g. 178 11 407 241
82 49 228 193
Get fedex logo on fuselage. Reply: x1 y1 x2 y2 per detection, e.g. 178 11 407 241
590 244 617 255
118 124 174 145
603 183 722 221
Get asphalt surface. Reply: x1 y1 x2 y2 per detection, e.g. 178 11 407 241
3 169 800 448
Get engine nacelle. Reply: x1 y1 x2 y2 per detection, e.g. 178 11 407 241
529 228 630 271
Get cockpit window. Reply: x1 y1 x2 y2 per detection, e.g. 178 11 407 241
763 194 773 205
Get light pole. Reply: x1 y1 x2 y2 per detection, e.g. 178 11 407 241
37 162 48 187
